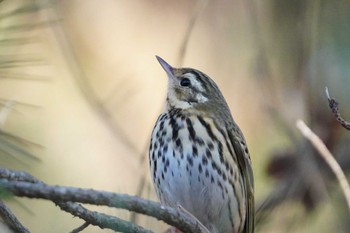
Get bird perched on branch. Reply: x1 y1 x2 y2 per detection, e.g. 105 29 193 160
149 56 254 233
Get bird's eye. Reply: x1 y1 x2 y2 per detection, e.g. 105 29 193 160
180 78 191 87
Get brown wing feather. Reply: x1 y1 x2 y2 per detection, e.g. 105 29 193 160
229 129 254 233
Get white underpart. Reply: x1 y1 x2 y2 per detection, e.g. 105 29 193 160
171 99 192 109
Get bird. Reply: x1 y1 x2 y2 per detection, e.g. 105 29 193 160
149 56 254 233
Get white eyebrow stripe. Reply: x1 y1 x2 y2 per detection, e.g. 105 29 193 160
184 73 205 92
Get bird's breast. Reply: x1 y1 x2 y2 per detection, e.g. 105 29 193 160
149 112 246 233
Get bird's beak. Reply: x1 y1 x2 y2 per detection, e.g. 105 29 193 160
156 56 174 78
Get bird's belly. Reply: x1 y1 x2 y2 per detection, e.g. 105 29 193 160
162 155 221 209
152 145 238 233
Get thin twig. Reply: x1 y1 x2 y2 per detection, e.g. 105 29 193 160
243 0 280 107
325 87 350 130
177 0 208 66
70 222 90 233
60 202 152 233
0 200 29 233
296 120 350 212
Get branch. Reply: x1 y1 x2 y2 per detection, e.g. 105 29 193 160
70 222 89 233
0 169 205 233
0 200 29 233
325 87 350 130
296 120 350 212
58 202 152 233
0 169 152 233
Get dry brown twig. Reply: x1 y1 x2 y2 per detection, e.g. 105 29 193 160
325 87 350 130
296 120 350 212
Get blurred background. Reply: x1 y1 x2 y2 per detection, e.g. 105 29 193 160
1 0 350 232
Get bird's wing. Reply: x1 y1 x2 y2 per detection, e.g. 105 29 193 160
228 128 254 233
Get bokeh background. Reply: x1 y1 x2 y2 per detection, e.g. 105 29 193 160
1 0 350 232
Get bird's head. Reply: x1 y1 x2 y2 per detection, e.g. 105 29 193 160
156 56 226 114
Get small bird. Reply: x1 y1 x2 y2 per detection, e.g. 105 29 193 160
149 56 254 233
